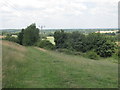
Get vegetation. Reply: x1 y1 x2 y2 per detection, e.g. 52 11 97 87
54 30 68 48
36 40 55 50
3 34 19 43
22 23 39 46
85 51 100 60
16 23 39 46
1 23 119 88
54 30 117 58
18 29 24 45
2 41 118 88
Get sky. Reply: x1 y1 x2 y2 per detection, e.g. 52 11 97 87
0 0 119 29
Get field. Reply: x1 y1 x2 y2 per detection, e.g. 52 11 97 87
0 28 118 35
2 40 118 88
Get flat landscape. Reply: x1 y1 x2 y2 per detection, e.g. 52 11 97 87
2 41 118 88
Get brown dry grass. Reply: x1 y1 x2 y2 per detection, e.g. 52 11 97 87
1 40 26 52
0 35 5 39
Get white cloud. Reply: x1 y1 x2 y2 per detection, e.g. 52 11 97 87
0 0 119 29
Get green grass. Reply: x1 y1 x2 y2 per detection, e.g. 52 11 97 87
2 41 118 88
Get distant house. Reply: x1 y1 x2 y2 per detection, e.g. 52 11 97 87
12 35 17 38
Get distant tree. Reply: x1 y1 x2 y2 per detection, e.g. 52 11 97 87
54 30 68 48
70 31 86 52
95 41 116 57
86 33 104 50
22 23 39 46
53 31 116 57
18 29 24 45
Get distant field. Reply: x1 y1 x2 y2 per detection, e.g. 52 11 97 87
0 28 118 34
2 41 118 88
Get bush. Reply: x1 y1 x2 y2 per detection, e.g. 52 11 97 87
95 41 115 57
118 51 120 58
112 47 120 58
4 35 19 43
37 40 55 50
86 51 99 60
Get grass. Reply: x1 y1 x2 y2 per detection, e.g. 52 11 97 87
2 41 118 88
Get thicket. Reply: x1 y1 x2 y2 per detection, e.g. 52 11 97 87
36 40 55 50
3 34 19 43
54 30 117 58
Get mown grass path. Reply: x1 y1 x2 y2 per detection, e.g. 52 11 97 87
2 42 118 88
21 47 118 88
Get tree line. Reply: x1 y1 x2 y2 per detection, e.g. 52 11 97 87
3 23 119 59
54 30 117 58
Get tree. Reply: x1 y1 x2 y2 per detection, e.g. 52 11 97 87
18 29 24 45
95 41 116 57
22 23 39 46
54 30 68 48
70 31 86 52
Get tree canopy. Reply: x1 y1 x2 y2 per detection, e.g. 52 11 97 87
18 23 39 46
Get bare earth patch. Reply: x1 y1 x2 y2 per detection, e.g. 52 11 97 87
34 47 47 52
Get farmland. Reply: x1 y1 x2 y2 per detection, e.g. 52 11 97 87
0 28 118 35
2 40 118 88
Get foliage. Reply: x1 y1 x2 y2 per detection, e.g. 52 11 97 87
116 34 120 41
95 41 115 57
4 34 19 43
18 23 39 46
37 40 55 50
18 29 24 45
118 47 120 58
69 31 86 52
54 30 68 48
54 30 116 58
86 51 99 60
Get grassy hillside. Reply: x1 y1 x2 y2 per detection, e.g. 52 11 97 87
2 41 118 88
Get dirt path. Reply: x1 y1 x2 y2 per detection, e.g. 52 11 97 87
34 47 47 52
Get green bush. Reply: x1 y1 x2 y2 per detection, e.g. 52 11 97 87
86 51 99 60
118 47 120 58
4 35 19 43
95 41 115 57
37 40 55 50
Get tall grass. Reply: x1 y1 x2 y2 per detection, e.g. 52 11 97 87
2 41 118 88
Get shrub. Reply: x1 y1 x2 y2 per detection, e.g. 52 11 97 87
118 47 120 58
4 35 19 43
86 51 99 60
37 40 55 50
95 41 115 57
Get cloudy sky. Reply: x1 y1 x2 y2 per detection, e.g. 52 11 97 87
0 0 119 29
